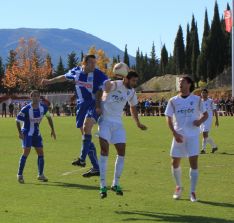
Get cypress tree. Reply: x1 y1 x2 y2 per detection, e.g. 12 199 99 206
207 1 225 80
123 44 130 66
160 44 168 75
173 25 185 74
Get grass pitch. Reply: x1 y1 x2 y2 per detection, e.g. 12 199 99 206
0 116 234 223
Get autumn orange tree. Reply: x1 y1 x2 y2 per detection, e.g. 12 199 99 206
88 46 113 77
4 38 52 92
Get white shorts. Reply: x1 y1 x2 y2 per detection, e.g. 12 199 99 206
200 118 212 132
98 119 126 144
170 135 199 158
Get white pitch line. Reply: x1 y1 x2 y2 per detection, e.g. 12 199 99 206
61 168 88 176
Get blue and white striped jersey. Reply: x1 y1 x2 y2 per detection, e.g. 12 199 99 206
16 103 48 136
64 66 108 104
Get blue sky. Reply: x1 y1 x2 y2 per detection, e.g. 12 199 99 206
0 0 232 57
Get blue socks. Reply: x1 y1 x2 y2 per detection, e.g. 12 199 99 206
80 134 92 161
38 155 44 176
88 142 99 170
18 155 27 176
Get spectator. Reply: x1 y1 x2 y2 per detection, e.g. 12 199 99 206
2 102 7 117
9 103 14 117
55 104 60 116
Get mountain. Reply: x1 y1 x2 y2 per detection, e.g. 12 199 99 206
0 28 135 67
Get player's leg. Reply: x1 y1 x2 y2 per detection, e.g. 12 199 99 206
35 147 48 182
111 143 125 196
81 105 100 176
201 131 208 154
17 134 33 183
171 157 183 199
72 127 86 167
72 103 94 167
33 135 48 182
206 133 218 153
99 137 109 199
17 147 31 183
189 155 198 202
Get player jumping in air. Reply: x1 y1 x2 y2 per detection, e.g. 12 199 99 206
42 55 108 177
16 90 56 183
200 89 219 154
165 76 208 202
99 70 147 199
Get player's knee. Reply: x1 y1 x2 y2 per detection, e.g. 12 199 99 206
36 149 44 156
172 159 180 168
23 149 31 156
117 149 125 156
101 147 109 156
83 120 94 134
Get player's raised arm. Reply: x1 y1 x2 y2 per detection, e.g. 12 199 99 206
41 75 67 86
95 89 103 115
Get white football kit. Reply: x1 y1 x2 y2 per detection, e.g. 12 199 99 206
99 80 138 144
200 98 216 132
165 94 206 157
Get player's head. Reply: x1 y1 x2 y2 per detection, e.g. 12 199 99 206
124 71 139 89
83 54 96 72
179 76 195 94
201 88 208 99
30 90 40 104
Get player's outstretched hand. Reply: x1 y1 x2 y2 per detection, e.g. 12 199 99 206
173 132 183 143
137 123 147 130
51 130 56 140
41 79 50 86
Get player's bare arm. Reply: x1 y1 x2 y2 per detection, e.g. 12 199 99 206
104 80 114 93
130 106 147 130
95 89 103 115
41 75 67 86
45 113 56 140
214 109 219 127
193 111 208 127
16 121 24 140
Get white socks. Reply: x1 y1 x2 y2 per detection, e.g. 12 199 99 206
190 168 198 193
113 155 125 186
202 137 208 150
172 166 182 187
203 137 217 150
99 155 108 188
207 137 217 148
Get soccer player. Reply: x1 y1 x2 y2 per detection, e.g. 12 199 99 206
16 90 56 183
99 71 147 199
165 76 208 202
200 89 219 154
42 55 108 177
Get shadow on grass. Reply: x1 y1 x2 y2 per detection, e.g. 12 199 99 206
115 210 234 222
28 181 99 190
219 152 234 156
198 200 234 208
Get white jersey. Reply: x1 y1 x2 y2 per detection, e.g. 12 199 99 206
202 98 216 120
101 80 138 123
200 98 216 132
165 94 206 136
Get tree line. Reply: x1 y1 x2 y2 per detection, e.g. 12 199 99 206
0 1 231 93
129 1 231 85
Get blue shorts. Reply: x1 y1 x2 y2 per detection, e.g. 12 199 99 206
22 134 43 148
76 101 99 128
